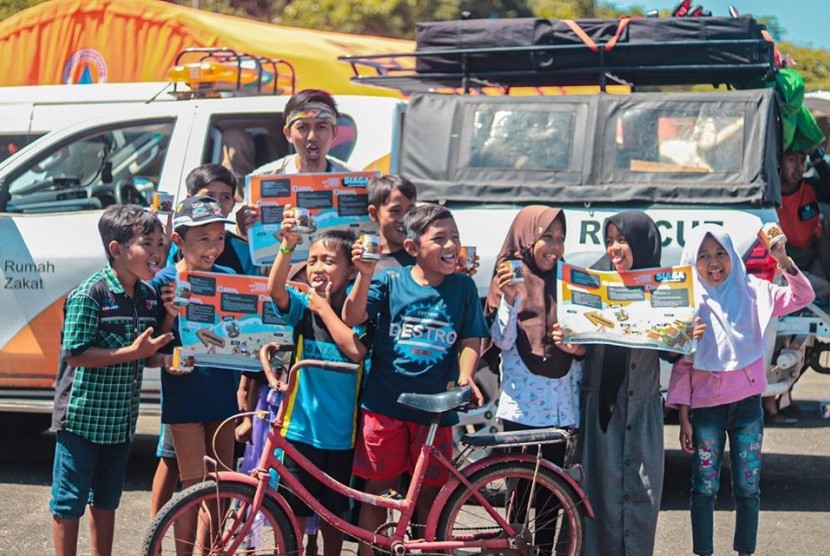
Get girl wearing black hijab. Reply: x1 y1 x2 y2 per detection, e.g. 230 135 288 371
561 210 665 556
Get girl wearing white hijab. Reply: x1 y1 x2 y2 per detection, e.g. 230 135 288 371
666 224 814 556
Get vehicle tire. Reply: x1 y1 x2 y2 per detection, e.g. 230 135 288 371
436 461 586 556
143 480 297 555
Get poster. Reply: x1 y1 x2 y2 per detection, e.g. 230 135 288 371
556 262 698 354
245 172 379 266
174 270 301 371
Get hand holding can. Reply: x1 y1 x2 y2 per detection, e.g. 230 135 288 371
498 259 524 284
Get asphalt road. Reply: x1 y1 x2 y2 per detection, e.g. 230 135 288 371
1 370 829 555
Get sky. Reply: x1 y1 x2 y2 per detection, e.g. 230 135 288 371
609 0 830 50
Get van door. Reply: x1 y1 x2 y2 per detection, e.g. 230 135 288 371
0 103 35 164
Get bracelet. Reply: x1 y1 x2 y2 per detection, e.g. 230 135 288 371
279 245 295 255
777 256 794 271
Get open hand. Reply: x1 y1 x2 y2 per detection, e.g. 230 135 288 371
132 327 174 359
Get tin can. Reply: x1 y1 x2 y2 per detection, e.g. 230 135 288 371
498 259 524 284
359 233 381 261
458 246 477 271
172 282 191 309
820 398 830 419
152 191 175 214
757 222 787 250
170 347 195 374
292 207 316 234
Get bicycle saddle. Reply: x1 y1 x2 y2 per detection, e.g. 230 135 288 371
397 385 472 414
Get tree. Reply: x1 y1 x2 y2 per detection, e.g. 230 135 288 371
0 0 45 20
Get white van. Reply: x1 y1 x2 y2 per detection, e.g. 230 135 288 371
0 85 404 418
0 82 180 164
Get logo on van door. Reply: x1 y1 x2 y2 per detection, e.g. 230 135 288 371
63 49 108 84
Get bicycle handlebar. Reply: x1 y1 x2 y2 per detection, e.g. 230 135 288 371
290 359 361 374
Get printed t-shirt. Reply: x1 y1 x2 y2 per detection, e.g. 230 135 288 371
362 267 489 425
52 265 163 444
150 264 241 424
273 287 371 450
252 155 352 176
777 180 821 251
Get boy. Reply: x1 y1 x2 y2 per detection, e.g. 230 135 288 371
342 203 488 555
366 174 417 272
149 195 242 546
50 204 174 556
268 206 371 555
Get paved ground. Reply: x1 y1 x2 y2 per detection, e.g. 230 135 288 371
1 369 828 555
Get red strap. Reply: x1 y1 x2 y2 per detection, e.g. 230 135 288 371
563 19 599 52
605 18 631 51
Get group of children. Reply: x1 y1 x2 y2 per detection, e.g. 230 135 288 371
48 164 815 556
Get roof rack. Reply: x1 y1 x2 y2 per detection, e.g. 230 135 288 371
339 17 776 94
169 47 296 98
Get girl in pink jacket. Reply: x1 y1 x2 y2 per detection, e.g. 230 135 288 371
667 224 814 556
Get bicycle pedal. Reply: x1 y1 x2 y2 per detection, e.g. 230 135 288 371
379 489 403 500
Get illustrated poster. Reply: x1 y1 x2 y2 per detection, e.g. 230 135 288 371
556 263 697 354
245 172 379 266
174 270 305 371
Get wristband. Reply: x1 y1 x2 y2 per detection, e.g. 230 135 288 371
279 246 295 255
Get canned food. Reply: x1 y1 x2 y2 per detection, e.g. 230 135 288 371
292 207 316 234
757 222 786 250
170 347 195 374
152 192 175 214
172 282 191 309
359 233 381 261
458 246 477 271
498 259 524 284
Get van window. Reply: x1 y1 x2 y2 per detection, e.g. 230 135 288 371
204 113 358 177
0 133 45 163
5 120 174 214
612 106 745 174
470 107 576 171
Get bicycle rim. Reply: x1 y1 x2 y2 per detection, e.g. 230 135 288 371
143 480 298 555
436 461 586 555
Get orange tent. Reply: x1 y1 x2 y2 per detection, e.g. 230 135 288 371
0 0 413 95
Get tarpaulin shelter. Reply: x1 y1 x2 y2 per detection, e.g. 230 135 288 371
0 0 412 95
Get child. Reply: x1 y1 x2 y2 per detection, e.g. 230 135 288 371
342 203 489 556
485 205 584 452
366 174 417 272
667 224 814 556
559 210 666 556
151 163 259 517
268 208 371 555
149 195 242 546
49 204 173 556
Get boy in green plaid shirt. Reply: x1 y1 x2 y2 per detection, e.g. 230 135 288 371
49 205 174 556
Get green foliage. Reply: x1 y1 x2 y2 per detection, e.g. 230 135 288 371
778 42 830 92
0 0 45 21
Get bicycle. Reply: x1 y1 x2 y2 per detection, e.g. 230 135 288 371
144 344 593 555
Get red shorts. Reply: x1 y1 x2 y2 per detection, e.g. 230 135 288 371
352 409 453 487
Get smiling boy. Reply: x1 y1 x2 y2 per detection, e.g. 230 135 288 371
267 207 371 555
342 203 489 555
50 205 174 556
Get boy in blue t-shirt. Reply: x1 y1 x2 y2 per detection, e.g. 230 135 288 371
342 203 489 553
267 206 371 555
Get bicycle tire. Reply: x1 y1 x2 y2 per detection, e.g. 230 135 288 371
436 461 586 555
143 480 298 555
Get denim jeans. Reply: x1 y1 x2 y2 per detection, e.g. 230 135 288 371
690 395 763 555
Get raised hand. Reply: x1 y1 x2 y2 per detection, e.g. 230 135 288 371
131 327 174 359
235 204 260 236
159 282 178 319
351 239 378 278
495 261 520 305
691 316 707 341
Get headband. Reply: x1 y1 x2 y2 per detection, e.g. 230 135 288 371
285 101 337 127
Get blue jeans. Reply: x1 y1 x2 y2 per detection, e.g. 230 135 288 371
690 395 763 555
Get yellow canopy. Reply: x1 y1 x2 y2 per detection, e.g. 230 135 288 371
0 0 413 95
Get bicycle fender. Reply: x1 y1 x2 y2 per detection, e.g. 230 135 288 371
429 453 594 525
209 470 302 543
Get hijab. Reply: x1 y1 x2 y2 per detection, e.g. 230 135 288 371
592 210 662 431
680 224 765 371
485 206 573 379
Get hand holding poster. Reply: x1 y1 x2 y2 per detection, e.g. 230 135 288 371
245 171 379 266
556 262 697 354
174 270 298 371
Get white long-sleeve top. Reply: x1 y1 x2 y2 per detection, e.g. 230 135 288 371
491 294 581 428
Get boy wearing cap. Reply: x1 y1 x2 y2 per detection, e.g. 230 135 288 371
50 205 174 556
148 196 242 544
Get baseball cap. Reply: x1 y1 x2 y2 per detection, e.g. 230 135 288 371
172 195 234 230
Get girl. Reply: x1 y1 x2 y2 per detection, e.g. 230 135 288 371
556 210 665 556
485 206 584 551
667 224 814 556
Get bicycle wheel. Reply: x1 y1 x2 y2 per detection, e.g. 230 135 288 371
436 461 586 555
143 480 298 555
